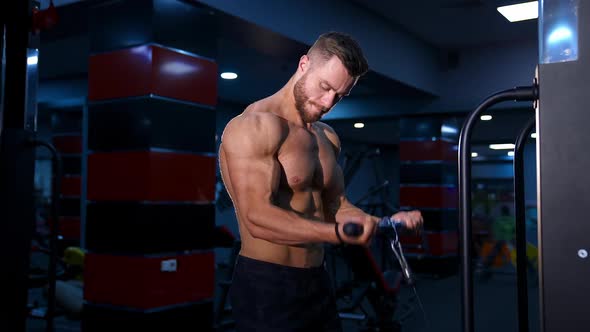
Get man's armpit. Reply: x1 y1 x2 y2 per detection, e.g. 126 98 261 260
323 195 342 220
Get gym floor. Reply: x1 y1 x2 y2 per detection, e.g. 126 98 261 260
25 265 540 332
388 269 540 332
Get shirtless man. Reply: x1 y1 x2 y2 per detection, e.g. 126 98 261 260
219 32 423 331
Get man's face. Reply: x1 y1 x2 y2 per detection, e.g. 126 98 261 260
294 55 357 123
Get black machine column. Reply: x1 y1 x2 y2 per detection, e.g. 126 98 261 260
536 1 590 331
0 0 40 331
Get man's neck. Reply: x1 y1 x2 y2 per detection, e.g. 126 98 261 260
273 77 306 128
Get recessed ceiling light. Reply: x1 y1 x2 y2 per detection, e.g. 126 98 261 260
497 1 538 22
480 115 492 121
531 132 537 138
489 143 515 150
471 152 478 158
220 72 238 80
354 122 365 129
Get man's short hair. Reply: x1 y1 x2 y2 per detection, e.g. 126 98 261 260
308 31 369 77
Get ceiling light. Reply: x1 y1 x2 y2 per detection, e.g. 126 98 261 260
508 151 515 157
497 1 538 22
353 122 364 129
531 132 537 138
471 152 478 158
480 115 492 121
220 72 238 80
27 55 38 66
489 143 515 150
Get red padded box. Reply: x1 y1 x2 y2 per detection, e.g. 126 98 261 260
87 151 216 203
400 185 458 208
53 135 83 154
399 140 457 162
88 44 217 107
84 251 215 310
61 175 81 197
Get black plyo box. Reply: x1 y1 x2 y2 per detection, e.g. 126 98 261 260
88 96 216 153
85 201 216 254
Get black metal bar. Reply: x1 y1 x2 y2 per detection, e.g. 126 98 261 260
2 0 31 129
513 116 535 332
458 85 537 332
0 1 36 331
0 129 37 332
1 25 5 136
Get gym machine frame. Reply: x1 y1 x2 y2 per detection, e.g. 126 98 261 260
458 85 538 332
460 1 590 331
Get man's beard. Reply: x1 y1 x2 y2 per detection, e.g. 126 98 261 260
294 74 325 123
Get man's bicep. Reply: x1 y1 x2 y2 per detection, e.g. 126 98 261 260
220 113 283 214
225 149 281 216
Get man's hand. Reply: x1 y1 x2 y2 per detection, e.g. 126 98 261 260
336 214 377 246
392 210 424 233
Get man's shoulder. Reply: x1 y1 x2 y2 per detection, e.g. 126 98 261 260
228 108 287 135
314 121 341 151
314 121 336 133
221 108 287 154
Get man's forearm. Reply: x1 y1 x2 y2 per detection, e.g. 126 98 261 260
246 204 340 246
333 197 380 224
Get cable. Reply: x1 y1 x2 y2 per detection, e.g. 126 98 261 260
380 217 430 330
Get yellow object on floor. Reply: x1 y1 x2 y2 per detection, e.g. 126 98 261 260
63 246 85 281
63 247 85 266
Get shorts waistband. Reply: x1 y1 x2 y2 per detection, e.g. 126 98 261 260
235 255 326 276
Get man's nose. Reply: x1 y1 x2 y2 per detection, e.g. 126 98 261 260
320 91 337 108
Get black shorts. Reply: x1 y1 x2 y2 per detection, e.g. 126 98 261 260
228 255 342 332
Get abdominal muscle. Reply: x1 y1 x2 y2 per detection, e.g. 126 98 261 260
237 189 328 268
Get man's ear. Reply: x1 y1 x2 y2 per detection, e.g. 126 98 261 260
299 54 310 73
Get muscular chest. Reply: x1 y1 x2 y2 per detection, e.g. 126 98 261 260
277 128 337 191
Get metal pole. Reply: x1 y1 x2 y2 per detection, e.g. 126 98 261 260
0 1 39 331
513 116 535 332
2 0 30 129
458 85 537 332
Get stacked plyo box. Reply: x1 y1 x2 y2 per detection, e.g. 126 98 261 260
81 43 218 331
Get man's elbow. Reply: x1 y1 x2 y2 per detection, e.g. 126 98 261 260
245 212 265 239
